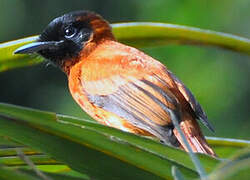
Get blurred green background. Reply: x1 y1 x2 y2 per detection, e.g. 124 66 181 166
0 0 249 139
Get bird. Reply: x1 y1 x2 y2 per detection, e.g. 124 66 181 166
15 10 216 156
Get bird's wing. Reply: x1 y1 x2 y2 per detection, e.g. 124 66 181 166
165 70 214 132
83 72 182 146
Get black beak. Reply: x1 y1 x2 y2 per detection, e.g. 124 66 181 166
14 41 64 54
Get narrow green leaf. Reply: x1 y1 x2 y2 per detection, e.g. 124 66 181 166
0 117 164 179
36 165 71 173
0 103 220 174
7 165 88 179
0 103 249 179
0 165 40 180
0 36 42 72
0 147 63 167
0 103 198 179
58 115 219 173
0 147 42 157
0 166 88 180
21 165 89 179
0 154 61 166
1 136 247 172
207 137 250 158
1 22 249 72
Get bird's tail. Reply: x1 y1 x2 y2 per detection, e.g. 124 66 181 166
173 116 216 157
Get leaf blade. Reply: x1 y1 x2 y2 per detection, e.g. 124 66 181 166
0 102 198 179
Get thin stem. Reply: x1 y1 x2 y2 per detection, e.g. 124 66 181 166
113 22 250 56
170 114 207 180
16 148 53 180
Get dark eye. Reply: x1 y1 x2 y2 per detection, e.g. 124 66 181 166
64 26 77 38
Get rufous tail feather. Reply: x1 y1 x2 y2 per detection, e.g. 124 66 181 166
173 117 216 157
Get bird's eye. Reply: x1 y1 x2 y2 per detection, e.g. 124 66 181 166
64 26 77 38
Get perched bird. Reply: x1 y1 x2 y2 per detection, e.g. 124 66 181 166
15 10 216 156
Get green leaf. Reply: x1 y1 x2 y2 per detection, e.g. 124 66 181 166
207 137 250 158
1 136 248 179
0 166 88 180
13 165 89 179
36 165 71 173
57 115 219 174
0 166 40 180
4 136 246 171
0 154 60 166
0 147 42 157
209 148 250 180
0 102 201 179
0 103 249 179
1 22 249 72
35 165 87 178
0 36 42 72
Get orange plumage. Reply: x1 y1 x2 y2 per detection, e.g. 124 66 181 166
15 10 216 156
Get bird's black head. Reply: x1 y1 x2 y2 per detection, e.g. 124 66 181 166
15 10 114 68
